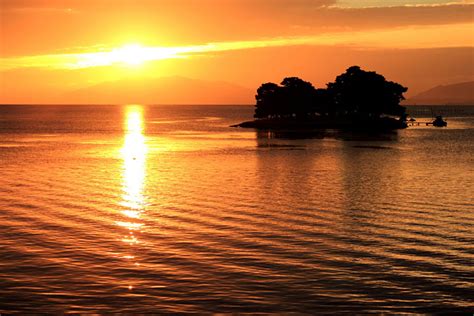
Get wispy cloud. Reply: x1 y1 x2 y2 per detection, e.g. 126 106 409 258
2 7 79 14
332 0 473 8
1 23 472 71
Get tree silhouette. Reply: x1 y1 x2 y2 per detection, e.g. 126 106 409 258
255 77 318 118
280 77 316 117
254 66 407 120
326 66 407 117
255 82 281 118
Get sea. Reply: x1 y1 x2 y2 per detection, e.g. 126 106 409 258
0 104 473 314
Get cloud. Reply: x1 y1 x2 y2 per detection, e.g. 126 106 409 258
333 0 474 8
285 3 474 31
1 0 472 58
1 23 472 71
0 0 79 14
2 7 77 14
3 0 471 28
0 0 334 12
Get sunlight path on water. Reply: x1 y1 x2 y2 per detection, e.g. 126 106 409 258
118 105 148 284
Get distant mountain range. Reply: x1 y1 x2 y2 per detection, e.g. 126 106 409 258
404 81 474 105
61 77 473 106
62 76 254 105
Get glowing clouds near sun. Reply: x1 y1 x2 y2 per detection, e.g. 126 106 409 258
0 21 472 72
74 44 186 68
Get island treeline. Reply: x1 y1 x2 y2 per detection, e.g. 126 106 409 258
238 66 409 130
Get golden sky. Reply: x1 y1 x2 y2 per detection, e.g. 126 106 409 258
1 0 473 104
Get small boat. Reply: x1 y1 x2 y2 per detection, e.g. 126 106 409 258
432 115 447 127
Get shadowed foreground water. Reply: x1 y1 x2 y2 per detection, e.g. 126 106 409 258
0 105 473 313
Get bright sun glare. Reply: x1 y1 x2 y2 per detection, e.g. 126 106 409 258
73 43 187 68
113 44 146 66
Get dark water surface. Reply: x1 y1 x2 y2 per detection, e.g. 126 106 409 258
0 105 473 313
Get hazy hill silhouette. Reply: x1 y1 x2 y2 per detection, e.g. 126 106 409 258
405 81 474 105
62 76 253 104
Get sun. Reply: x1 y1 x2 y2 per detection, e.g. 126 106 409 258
112 44 148 66
72 43 186 68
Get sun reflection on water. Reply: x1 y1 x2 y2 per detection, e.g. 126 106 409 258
118 105 148 287
121 105 147 211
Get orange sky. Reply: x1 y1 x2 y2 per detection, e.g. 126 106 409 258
1 0 473 104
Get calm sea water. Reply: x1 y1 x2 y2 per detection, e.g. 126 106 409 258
0 105 473 313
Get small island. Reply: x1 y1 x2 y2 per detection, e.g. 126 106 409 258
233 66 408 130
